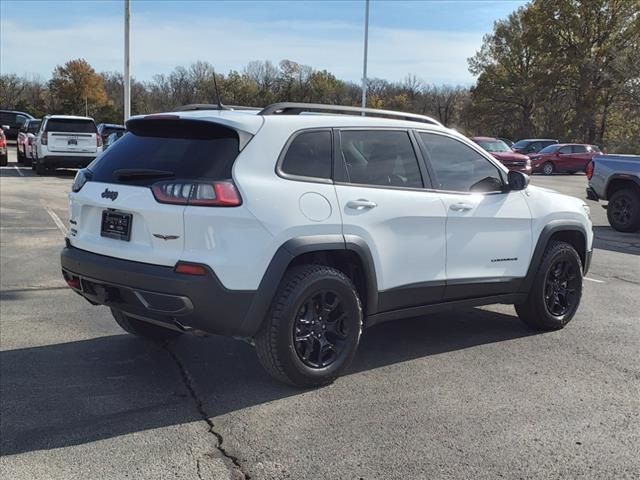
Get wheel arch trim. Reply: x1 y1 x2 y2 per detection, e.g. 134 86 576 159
521 221 589 293
240 234 378 335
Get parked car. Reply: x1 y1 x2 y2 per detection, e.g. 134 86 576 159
529 143 601 175
0 110 34 140
103 130 125 150
32 115 102 175
61 102 593 387
0 128 7 166
16 119 42 165
512 138 559 155
471 136 531 173
586 154 640 232
97 123 126 145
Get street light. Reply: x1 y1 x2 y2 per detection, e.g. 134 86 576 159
124 0 131 122
361 0 369 113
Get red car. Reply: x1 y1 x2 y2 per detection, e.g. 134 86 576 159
529 143 601 175
0 128 8 166
471 137 531 174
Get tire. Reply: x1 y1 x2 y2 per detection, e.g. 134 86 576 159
515 241 582 331
607 188 640 233
111 308 183 341
17 146 23 162
255 264 363 388
0 155 7 167
542 162 554 175
35 161 46 175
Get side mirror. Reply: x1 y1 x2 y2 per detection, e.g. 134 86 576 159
1 125 10 130
507 170 529 191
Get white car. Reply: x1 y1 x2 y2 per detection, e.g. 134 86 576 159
61 103 593 387
32 115 102 175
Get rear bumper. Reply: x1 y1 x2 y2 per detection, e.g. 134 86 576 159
61 244 258 337
41 155 96 169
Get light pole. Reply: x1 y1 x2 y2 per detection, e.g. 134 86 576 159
361 0 369 113
124 0 131 122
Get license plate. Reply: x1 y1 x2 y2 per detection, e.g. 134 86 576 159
101 211 132 241
67 137 78 146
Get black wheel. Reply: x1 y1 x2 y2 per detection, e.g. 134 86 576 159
0 155 7 167
35 161 46 175
255 264 363 388
111 309 183 341
17 146 23 162
607 189 640 233
542 162 554 175
516 241 582 330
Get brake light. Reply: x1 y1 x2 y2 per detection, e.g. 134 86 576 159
174 262 208 276
586 161 594 180
41 132 48 145
151 180 242 206
97 135 103 148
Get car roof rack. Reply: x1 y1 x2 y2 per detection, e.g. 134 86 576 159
258 102 443 126
174 104 261 112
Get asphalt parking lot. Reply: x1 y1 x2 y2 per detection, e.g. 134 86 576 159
1 146 639 480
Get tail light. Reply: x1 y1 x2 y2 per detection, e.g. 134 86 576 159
97 135 103 148
151 180 242 207
586 161 594 180
41 132 48 145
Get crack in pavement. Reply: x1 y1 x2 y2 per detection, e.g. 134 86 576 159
164 343 250 480
0 285 68 295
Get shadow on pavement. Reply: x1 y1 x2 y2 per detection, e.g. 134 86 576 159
1 308 536 456
592 225 640 256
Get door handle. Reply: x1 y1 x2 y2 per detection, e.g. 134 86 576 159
449 202 473 212
346 199 378 210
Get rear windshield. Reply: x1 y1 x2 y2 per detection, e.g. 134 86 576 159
46 119 97 133
88 119 240 185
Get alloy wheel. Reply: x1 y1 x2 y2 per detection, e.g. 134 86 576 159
610 195 633 228
544 259 579 317
293 289 349 368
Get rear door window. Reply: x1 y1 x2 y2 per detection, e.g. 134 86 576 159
88 119 240 186
46 119 97 133
279 130 332 180
339 130 423 188
572 145 587 153
559 146 572 154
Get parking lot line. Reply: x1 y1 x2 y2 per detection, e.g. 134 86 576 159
41 200 68 236
13 165 24 177
584 277 605 284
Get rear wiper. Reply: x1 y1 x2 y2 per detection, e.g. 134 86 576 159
113 169 176 181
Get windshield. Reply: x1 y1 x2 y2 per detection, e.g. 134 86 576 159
476 139 511 153
539 144 561 153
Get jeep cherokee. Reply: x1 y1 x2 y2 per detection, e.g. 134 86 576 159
61 103 593 387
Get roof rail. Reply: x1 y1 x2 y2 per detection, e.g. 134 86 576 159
174 104 261 112
258 102 443 126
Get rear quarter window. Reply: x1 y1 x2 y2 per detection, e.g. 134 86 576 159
279 130 332 180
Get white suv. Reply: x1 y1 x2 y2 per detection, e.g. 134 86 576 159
61 103 593 387
33 115 102 175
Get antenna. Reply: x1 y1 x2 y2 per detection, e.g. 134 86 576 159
212 69 229 110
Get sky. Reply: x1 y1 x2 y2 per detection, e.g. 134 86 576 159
0 0 526 86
